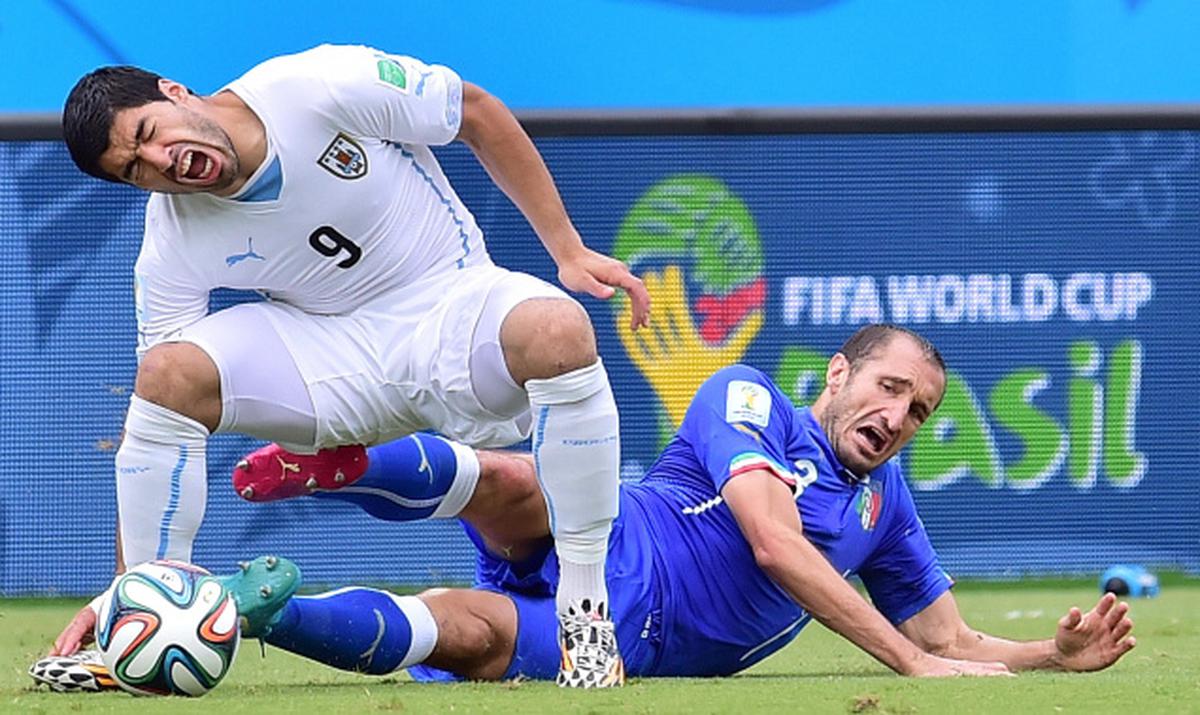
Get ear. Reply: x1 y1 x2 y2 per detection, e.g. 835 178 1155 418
825 353 850 395
158 79 190 103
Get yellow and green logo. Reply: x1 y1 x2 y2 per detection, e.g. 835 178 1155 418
612 175 765 437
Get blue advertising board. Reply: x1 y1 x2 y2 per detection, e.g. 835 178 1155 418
0 127 1197 595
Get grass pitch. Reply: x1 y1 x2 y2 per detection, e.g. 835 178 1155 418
2 578 1197 714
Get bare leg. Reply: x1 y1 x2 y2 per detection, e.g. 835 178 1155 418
417 588 519 680
460 450 551 562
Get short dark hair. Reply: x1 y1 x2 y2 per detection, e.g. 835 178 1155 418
839 323 946 375
62 66 169 182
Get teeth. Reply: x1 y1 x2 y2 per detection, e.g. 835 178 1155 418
202 156 212 178
179 150 192 177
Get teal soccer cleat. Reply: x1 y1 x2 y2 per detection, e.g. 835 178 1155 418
219 555 301 638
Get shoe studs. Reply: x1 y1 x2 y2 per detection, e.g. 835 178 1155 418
236 459 250 471
259 584 273 598
264 556 278 569
334 470 345 484
305 477 318 490
240 486 255 499
238 561 250 572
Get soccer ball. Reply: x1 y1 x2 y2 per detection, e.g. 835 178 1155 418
95 560 240 696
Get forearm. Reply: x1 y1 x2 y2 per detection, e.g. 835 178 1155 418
941 630 1061 671
457 88 582 262
763 533 927 675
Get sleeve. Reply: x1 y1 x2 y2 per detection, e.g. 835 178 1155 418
133 215 209 361
679 365 799 494
309 45 464 146
857 469 954 625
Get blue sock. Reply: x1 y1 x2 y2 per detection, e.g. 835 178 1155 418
264 588 438 674
313 433 475 521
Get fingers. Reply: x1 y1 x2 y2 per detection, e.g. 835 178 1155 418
1103 600 1129 630
51 623 85 656
989 664 1017 678
577 273 617 301
622 276 651 331
955 660 1013 678
574 256 651 330
1111 615 1134 642
1094 592 1117 617
1060 606 1082 630
50 605 98 656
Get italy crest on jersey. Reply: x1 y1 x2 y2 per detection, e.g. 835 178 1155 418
856 483 883 531
318 133 368 179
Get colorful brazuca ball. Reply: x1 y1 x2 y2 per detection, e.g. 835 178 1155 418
95 560 240 696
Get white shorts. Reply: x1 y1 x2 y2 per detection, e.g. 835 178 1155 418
178 264 568 450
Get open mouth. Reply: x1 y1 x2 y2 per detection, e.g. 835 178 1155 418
175 148 219 184
856 425 889 455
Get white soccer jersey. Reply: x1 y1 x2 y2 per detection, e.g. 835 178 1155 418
133 44 491 356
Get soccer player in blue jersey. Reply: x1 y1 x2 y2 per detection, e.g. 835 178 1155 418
49 324 1137 684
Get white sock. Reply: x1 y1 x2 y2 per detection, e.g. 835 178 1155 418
116 395 210 566
525 359 619 616
388 594 440 668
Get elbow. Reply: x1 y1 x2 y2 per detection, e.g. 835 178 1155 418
748 530 793 580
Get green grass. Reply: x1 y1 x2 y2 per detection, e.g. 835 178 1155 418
3 580 1198 714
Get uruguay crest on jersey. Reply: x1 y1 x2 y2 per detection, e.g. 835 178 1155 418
318 132 368 179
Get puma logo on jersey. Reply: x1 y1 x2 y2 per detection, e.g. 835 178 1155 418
226 238 266 267
415 70 435 97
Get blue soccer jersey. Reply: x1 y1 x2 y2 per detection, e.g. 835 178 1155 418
418 365 953 682
623 364 952 675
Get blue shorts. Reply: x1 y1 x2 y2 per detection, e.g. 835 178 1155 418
409 490 663 682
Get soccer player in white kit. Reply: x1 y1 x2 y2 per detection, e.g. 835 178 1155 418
53 44 648 688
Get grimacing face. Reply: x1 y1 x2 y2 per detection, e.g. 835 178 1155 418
97 80 240 195
819 335 946 475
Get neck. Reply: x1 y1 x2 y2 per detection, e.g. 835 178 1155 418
810 392 830 430
207 90 267 197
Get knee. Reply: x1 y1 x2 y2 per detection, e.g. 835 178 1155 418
135 343 221 427
480 452 541 507
502 298 598 384
420 590 516 680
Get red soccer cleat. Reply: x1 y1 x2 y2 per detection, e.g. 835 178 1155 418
233 444 368 502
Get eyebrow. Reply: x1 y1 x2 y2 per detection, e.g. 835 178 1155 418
121 117 147 181
881 375 932 418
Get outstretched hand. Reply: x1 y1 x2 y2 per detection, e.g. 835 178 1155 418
1053 592 1137 672
557 247 650 331
50 603 98 656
